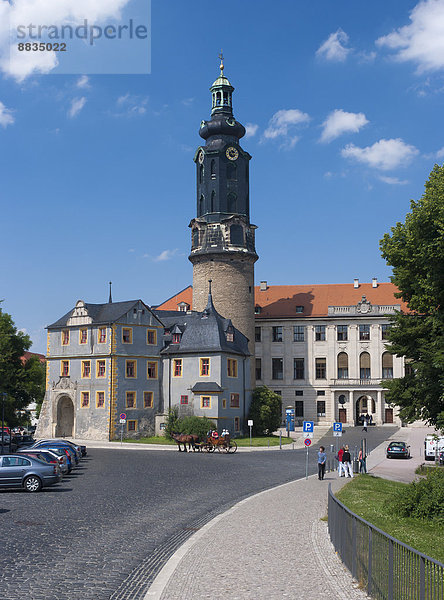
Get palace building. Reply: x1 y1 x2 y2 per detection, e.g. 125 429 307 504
37 60 404 440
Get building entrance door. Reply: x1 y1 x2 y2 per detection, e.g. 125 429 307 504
56 396 74 437
339 408 347 423
385 408 394 423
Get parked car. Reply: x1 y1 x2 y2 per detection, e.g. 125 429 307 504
17 448 69 475
31 442 79 466
0 440 18 455
33 440 81 462
0 454 62 492
439 450 444 466
51 439 85 458
386 441 411 459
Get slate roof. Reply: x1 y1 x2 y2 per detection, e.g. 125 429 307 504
191 382 224 393
47 300 157 329
155 282 407 317
155 293 249 357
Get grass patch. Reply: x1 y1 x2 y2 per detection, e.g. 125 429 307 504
233 435 293 447
336 475 444 563
113 436 176 445
415 464 441 475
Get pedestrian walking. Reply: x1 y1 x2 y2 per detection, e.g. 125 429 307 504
362 418 368 432
358 448 367 474
317 446 326 480
337 446 345 477
341 445 353 478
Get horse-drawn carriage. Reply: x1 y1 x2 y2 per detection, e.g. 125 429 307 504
171 431 237 453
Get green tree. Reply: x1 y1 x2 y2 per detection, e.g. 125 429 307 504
380 164 444 431
0 307 45 427
248 386 282 436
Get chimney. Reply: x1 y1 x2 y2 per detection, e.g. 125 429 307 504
372 277 378 288
260 281 268 291
353 278 359 289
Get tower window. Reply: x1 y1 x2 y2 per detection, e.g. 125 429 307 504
210 190 215 212
211 160 216 179
192 228 199 248
216 91 221 106
199 194 204 216
199 164 204 184
230 224 243 245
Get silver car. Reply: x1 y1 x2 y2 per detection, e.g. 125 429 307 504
17 448 69 475
0 455 62 492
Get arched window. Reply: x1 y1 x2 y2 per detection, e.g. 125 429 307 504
199 164 204 184
227 193 237 213
199 194 204 216
382 352 393 379
230 224 244 245
210 190 215 212
192 228 199 248
216 91 221 106
227 163 237 180
360 352 371 379
337 352 348 379
211 160 216 179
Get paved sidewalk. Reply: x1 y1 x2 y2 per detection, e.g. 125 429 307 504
143 426 433 600
146 474 367 600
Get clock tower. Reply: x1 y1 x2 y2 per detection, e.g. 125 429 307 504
189 56 258 358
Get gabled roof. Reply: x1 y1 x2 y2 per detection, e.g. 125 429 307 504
156 282 407 318
155 293 249 356
47 300 162 329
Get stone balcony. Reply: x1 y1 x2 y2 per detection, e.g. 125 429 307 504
332 378 384 387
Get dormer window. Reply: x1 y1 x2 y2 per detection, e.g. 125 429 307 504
295 306 304 313
178 302 190 312
172 333 181 344
226 326 234 342
254 305 261 314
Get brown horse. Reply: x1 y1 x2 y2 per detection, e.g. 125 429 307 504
171 433 198 452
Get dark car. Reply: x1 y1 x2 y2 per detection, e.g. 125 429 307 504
13 435 36 448
0 454 61 492
439 450 444 466
387 441 411 459
33 440 81 462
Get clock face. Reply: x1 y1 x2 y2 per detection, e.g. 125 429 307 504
198 150 204 164
226 147 239 161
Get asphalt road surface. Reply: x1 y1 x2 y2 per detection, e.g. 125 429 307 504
0 426 396 600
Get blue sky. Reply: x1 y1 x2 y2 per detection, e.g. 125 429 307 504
1 0 444 353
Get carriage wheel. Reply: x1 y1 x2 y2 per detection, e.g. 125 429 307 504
204 444 215 453
227 441 237 453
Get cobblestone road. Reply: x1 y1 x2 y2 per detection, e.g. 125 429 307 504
0 427 395 599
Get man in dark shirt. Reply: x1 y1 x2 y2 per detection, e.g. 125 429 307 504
341 445 353 478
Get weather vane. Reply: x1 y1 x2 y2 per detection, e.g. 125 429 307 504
218 50 224 74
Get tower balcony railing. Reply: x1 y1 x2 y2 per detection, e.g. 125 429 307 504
332 378 384 387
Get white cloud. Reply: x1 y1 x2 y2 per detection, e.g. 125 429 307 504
114 93 148 116
0 0 131 81
341 138 419 170
245 123 259 138
153 249 179 262
68 97 86 118
436 146 444 159
76 75 90 88
0 101 14 127
316 29 351 62
320 109 369 143
378 175 410 185
263 109 310 149
376 0 444 73
181 98 194 106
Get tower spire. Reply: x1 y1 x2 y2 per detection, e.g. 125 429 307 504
108 281 112 304
218 50 224 76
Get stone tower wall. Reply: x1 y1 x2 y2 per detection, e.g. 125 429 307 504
192 253 256 360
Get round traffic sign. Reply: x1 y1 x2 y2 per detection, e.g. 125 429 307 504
119 413 127 420
304 438 312 447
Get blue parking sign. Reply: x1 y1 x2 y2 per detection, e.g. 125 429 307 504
303 421 314 433
333 422 342 433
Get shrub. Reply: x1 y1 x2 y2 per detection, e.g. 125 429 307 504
177 416 216 439
165 407 180 440
390 468 444 522
248 386 282 436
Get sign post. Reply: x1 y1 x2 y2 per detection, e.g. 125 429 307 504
333 422 343 456
248 419 253 448
119 413 127 445
304 437 311 479
302 421 314 479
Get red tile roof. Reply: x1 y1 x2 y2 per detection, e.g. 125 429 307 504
156 282 407 318
21 351 46 364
